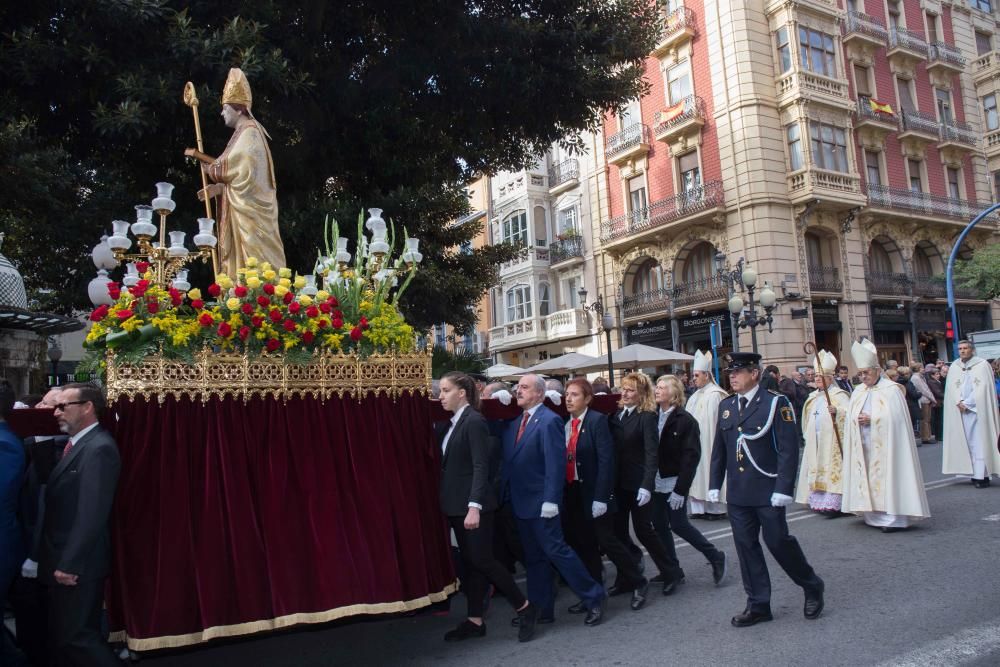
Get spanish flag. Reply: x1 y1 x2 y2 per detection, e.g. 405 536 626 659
868 98 895 116
660 100 686 122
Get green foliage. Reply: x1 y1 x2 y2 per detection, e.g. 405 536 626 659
954 244 1000 300
431 345 487 379
0 0 658 328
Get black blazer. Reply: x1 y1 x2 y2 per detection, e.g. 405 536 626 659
609 408 659 493
656 407 701 497
38 425 120 584
18 435 67 560
568 409 616 512
437 406 498 516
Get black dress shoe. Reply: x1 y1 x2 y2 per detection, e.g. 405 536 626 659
881 526 906 533
661 577 685 596
607 583 635 597
584 600 605 626
689 513 706 520
516 603 537 642
707 513 728 521
444 619 486 642
804 588 824 620
649 573 665 583
567 601 588 615
973 478 991 489
711 553 728 586
630 579 649 611
731 608 773 627
511 612 554 627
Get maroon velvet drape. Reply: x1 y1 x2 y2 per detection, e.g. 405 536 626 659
105 393 454 648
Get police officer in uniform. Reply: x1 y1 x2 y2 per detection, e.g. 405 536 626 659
708 352 825 627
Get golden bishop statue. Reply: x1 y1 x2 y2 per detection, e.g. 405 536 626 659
184 68 286 276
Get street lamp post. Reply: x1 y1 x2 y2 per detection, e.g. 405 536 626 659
725 265 777 356
47 338 63 387
714 252 744 353
578 288 616 388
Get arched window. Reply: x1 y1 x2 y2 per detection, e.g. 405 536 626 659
869 242 893 273
506 284 532 321
538 283 550 316
683 242 716 283
912 246 933 278
502 211 528 246
632 259 664 295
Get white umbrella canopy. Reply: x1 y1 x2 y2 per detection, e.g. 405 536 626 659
483 363 530 380
524 353 599 375
569 343 694 372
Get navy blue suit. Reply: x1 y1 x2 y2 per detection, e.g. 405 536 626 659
0 423 26 634
710 388 823 613
502 404 604 616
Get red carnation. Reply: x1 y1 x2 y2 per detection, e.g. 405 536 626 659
135 261 150 274
146 301 159 314
269 308 282 323
116 309 135 320
239 325 250 340
199 313 214 327
350 326 363 342
332 318 344 329
288 302 301 314
89 305 109 322
191 299 205 310
266 338 281 352
207 283 222 297
263 283 275 295
217 322 233 337
329 296 339 307
317 319 328 329
282 291 294 304
108 287 121 300
283 318 297 332
319 302 332 314
137 279 150 290
359 316 369 329
241 303 254 315
306 306 320 319
257 295 270 307
302 331 315 344
333 310 343 319
171 295 183 307
168 287 180 299
251 315 264 329
130 286 146 299
234 285 248 297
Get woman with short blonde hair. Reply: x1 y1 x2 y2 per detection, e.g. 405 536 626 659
655 375 687 409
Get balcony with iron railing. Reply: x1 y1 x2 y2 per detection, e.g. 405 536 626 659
808 266 843 293
548 237 584 265
888 27 929 60
673 275 728 308
652 6 696 57
912 274 982 300
605 123 650 166
865 184 1000 224
898 109 939 143
547 158 580 195
842 11 888 48
939 119 978 147
622 287 672 319
653 95 706 144
600 180 724 244
867 270 911 297
927 42 966 77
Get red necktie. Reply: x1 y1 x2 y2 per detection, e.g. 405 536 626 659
567 418 580 483
62 438 74 458
516 412 530 444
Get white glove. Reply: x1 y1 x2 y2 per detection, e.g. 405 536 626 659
21 558 38 579
707 489 720 503
668 492 685 510
592 501 608 518
770 492 793 508
540 502 559 519
544 389 562 406
636 488 651 506
493 389 512 406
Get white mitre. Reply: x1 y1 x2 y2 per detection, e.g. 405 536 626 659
693 349 712 373
814 349 838 377
850 339 879 370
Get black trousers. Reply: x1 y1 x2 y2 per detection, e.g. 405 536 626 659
613 486 674 582
48 579 119 667
561 483 644 588
492 503 524 573
728 504 823 613
9 574 49 666
449 512 527 618
651 491 722 581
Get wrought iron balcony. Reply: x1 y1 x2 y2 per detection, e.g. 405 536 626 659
865 184 999 223
548 237 584 264
605 123 650 165
854 96 899 129
867 270 911 296
913 274 982 300
673 275 728 308
601 180 723 242
653 95 705 143
842 11 888 46
808 266 843 293
652 6 696 57
888 28 929 58
622 287 672 319
939 119 978 148
928 42 966 70
900 109 939 137
547 158 580 194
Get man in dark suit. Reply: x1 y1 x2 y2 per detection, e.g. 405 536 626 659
709 353 824 627
39 383 121 666
501 374 605 627
835 365 854 394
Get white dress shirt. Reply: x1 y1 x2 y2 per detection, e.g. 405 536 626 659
654 406 676 494
441 404 468 457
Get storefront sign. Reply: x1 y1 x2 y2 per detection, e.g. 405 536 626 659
870 304 909 331
626 317 672 347
678 311 731 342
811 304 841 331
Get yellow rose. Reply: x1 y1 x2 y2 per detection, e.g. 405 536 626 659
244 270 258 280
260 262 272 272
316 290 330 302
298 295 313 306
279 268 292 278
294 275 306 289
274 285 289 297
245 257 259 268
187 288 202 301
263 270 277 281
246 277 262 289
226 297 241 311
278 277 291 288
217 274 234 290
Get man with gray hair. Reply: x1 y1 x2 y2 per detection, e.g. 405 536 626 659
544 378 564 395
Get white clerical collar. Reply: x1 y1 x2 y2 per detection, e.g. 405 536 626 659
450 403 468 427
738 385 759 403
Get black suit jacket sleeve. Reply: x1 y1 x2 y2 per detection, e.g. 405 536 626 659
466 411 491 508
639 411 659 492
593 413 615 505
674 413 701 498
60 440 120 575
773 396 800 498
709 415 727 492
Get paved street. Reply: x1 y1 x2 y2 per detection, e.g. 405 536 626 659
144 442 1000 667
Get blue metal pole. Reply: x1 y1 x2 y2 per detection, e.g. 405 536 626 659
945 202 1000 359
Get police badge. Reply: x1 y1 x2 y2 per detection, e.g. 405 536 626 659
722 409 730 419
780 406 794 422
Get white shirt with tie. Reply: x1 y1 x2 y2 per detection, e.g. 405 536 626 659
564 408 587 483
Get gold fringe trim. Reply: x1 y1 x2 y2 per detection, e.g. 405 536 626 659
108 580 458 652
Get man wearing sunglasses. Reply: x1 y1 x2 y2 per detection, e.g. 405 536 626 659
38 383 121 666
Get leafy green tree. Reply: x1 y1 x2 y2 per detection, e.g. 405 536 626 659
431 345 488 379
0 0 657 331
954 244 1000 300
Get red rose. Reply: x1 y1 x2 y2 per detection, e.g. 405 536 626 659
257 295 270 307
217 322 233 337
89 305 109 322
207 283 222 297
137 279 150 290
319 302 332 314
283 319 297 332
171 295 183 307
135 261 150 274
332 318 344 329
350 326 363 341
288 302 301 314
263 283 275 295
329 296 339 307
269 308 282 323
116 309 135 320
302 331 315 344
266 338 280 352
239 325 251 340
168 287 180 299
359 316 369 329
199 313 214 327
130 286 146 299
306 306 319 318
333 310 343 319
241 303 254 315
234 285 248 297
282 291 294 304
191 299 205 310
146 301 159 314
108 288 121 301
251 315 264 328
317 318 328 329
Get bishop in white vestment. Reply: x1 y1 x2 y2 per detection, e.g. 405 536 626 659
942 340 1000 488
795 350 850 513
686 350 730 518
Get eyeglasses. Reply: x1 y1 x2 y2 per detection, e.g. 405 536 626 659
53 400 89 412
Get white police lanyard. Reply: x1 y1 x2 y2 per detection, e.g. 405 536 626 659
736 398 780 478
